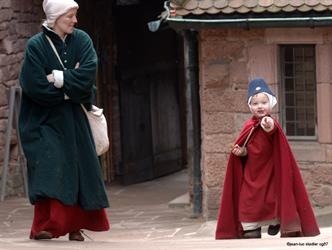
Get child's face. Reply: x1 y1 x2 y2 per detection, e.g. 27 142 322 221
250 93 271 118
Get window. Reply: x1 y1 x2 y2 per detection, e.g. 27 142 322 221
280 45 317 139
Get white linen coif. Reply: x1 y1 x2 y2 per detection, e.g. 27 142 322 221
42 0 79 27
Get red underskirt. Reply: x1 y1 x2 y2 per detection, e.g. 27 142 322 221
30 198 110 238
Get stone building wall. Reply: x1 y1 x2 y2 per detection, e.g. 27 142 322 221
0 0 43 197
199 27 332 219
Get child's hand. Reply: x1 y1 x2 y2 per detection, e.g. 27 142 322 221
75 62 80 69
231 144 247 157
261 116 274 132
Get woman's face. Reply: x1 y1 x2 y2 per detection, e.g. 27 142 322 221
250 93 271 118
53 8 78 38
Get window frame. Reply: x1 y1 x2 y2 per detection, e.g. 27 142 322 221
279 44 317 141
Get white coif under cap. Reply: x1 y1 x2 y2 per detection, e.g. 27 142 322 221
43 0 79 28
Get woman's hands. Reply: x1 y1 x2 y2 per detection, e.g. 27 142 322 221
46 62 79 83
46 62 80 100
46 73 55 83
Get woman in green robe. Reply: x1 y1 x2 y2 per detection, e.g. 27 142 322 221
19 0 109 241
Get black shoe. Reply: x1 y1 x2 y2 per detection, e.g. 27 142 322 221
281 231 299 237
268 224 280 235
243 227 262 239
69 231 85 241
33 231 53 240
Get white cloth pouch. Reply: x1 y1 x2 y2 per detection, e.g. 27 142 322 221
81 104 109 156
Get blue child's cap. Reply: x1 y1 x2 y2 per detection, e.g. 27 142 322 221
247 78 275 101
247 78 277 109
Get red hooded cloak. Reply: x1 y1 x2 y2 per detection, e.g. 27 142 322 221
215 117 320 239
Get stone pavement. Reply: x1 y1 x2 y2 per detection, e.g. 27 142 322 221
0 170 331 250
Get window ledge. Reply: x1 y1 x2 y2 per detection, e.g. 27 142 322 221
289 141 326 162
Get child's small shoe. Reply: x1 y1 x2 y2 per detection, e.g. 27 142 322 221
268 224 280 235
33 231 53 240
243 227 261 238
281 231 299 237
69 231 85 241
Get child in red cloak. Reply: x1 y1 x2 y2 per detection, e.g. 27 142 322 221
215 78 320 239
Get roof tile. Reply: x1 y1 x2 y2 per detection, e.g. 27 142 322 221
222 6 237 13
176 8 190 15
305 0 321 6
170 0 332 16
237 6 252 13
198 0 214 9
267 5 282 11
258 0 274 7
228 0 245 8
206 6 222 13
282 4 297 11
244 0 259 8
170 2 181 8
289 0 305 7
297 4 313 10
313 3 329 9
321 0 332 5
184 0 199 10
274 0 289 7
214 0 228 9
252 5 268 12
192 8 205 14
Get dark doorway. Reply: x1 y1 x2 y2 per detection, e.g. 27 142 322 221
76 0 114 182
114 0 185 184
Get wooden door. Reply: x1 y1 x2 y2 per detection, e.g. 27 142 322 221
119 74 154 185
116 1 184 184
76 0 114 182
150 69 182 177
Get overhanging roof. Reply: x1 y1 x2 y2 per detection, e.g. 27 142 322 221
164 0 332 29
170 0 332 16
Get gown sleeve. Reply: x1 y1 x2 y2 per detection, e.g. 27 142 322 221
20 39 65 107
